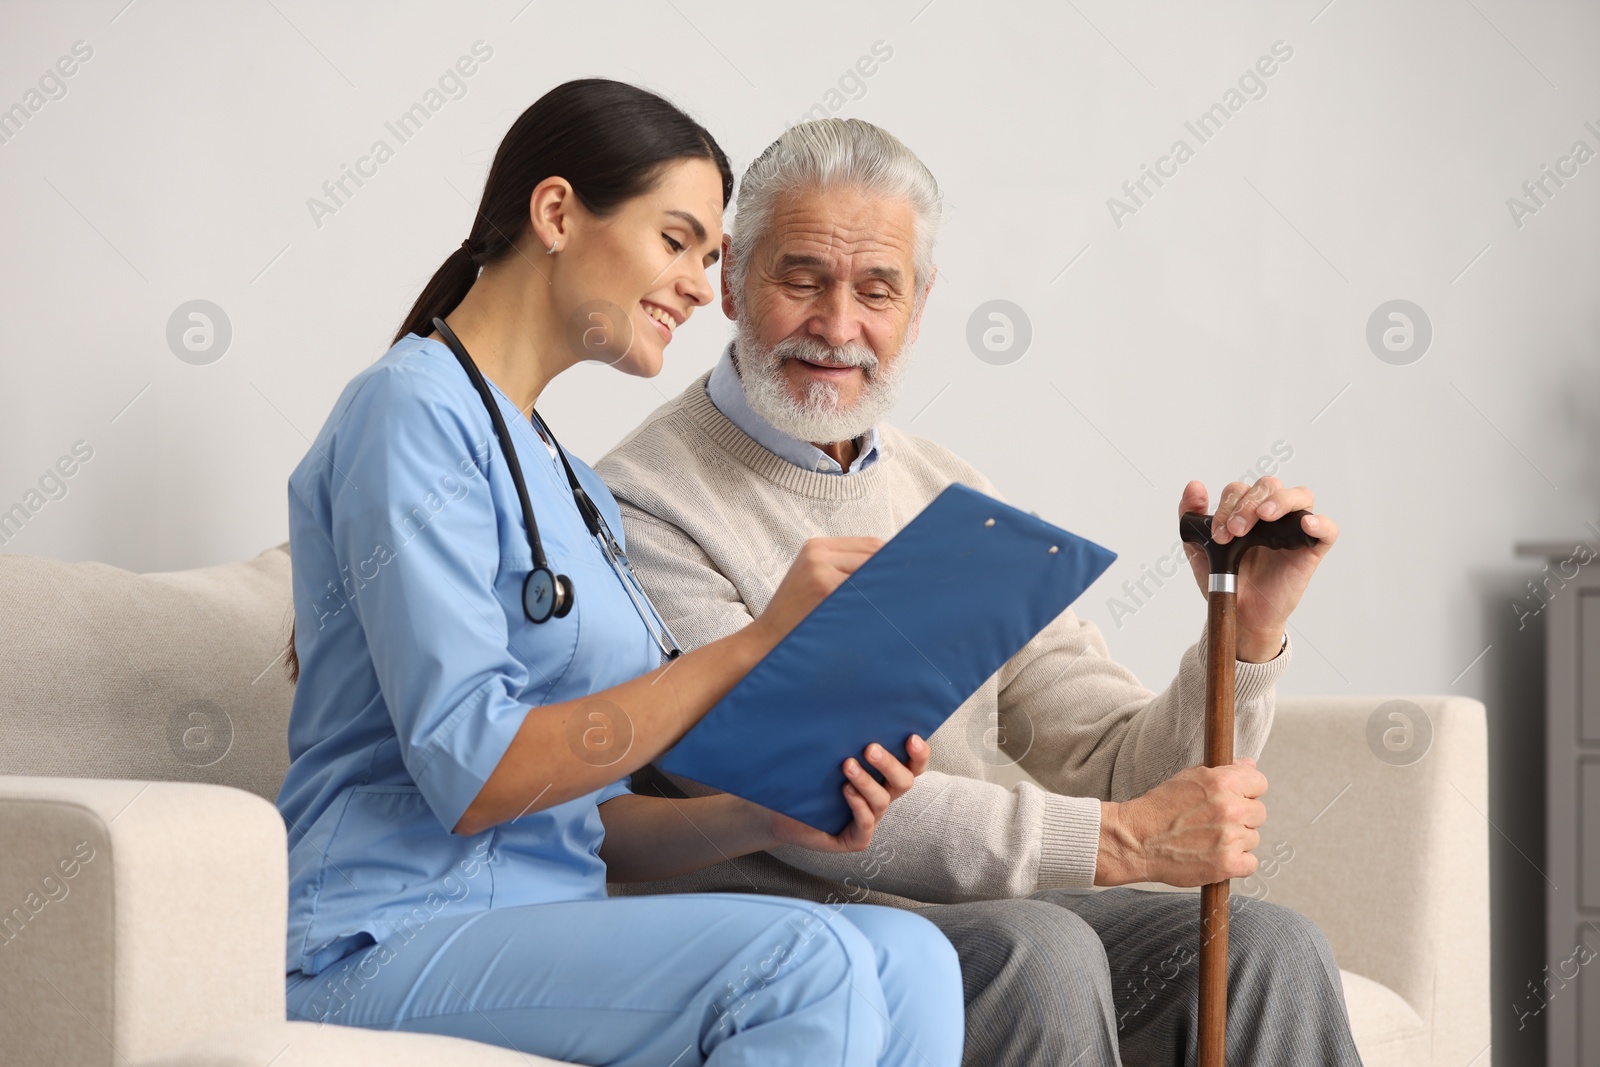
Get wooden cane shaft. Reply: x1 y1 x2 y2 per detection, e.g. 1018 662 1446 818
1199 881 1230 1066
1198 589 1236 1067
1204 592 1236 768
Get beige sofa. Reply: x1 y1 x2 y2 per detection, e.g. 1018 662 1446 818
0 544 1489 1066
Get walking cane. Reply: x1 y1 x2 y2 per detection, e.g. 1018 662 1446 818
1178 507 1321 1067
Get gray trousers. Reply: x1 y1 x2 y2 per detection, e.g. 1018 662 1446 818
916 887 1363 1067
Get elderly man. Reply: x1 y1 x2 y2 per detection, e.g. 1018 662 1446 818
595 119 1360 1066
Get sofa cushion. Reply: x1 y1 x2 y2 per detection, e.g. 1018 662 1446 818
0 544 295 801
138 1019 583 1066
1340 968 1429 1067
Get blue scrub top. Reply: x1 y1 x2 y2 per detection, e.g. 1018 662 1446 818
276 333 661 977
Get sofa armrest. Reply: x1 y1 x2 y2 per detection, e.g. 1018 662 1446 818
1255 696 1489 1067
0 777 288 1066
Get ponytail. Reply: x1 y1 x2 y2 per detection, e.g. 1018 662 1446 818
287 618 299 683
283 77 733 686
393 243 481 346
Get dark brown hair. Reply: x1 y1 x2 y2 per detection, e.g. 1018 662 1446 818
285 78 733 683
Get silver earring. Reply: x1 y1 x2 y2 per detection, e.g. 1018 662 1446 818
546 239 558 255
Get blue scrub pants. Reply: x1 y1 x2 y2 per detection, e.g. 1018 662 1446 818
285 892 963 1066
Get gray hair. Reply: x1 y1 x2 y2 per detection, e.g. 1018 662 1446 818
727 118 942 310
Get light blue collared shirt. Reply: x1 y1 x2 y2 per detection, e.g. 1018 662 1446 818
706 342 880 475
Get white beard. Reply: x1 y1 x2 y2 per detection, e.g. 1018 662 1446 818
733 319 909 446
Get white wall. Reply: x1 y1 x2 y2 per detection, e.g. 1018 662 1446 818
3 2 1594 1059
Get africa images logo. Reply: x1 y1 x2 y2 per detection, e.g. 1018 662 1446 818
1106 40 1294 228
306 41 494 229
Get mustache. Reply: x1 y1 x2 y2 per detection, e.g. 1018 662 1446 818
770 337 880 376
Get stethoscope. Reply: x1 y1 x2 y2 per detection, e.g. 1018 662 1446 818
431 316 681 665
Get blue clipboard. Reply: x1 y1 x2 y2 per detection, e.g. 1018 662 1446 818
655 482 1117 834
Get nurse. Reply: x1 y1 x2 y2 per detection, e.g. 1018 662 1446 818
275 77 964 1067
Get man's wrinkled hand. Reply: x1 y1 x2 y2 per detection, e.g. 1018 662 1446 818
1097 757 1268 887
1179 478 1337 661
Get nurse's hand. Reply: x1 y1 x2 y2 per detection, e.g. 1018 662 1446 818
768 734 931 853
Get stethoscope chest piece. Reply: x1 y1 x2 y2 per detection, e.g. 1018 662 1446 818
524 566 574 624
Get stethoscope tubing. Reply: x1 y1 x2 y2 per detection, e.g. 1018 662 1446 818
430 317 681 663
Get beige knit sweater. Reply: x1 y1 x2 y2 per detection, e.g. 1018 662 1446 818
594 371 1291 909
